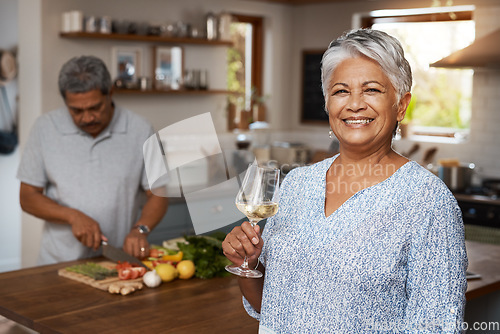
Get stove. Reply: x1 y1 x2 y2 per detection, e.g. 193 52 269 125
454 179 500 229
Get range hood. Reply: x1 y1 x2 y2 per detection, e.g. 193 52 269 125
430 28 500 69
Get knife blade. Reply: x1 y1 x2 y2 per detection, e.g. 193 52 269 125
101 241 148 268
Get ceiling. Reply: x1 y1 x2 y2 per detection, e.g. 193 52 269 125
243 0 373 5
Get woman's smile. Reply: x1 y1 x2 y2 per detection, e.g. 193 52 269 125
343 117 374 126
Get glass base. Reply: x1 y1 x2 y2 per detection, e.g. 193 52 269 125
225 264 263 278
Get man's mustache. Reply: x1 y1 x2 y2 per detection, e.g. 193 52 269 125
80 122 100 128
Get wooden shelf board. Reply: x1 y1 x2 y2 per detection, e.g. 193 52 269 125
114 88 236 95
59 32 233 46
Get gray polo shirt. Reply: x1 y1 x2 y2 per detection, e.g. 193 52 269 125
17 105 154 265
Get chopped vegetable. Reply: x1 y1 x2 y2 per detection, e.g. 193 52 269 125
176 234 232 279
161 251 183 263
66 262 117 280
115 262 146 280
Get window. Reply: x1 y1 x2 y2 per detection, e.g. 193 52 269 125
227 14 264 127
363 7 475 141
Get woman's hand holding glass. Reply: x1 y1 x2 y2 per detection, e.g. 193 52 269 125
223 163 280 278
222 221 263 271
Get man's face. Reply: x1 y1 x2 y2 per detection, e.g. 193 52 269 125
65 89 114 138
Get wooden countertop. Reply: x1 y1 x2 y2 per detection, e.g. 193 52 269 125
464 240 500 300
0 261 258 333
0 240 498 333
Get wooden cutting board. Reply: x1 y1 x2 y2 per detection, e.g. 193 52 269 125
58 261 142 291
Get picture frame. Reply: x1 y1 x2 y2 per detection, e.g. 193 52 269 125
153 46 184 90
110 46 143 84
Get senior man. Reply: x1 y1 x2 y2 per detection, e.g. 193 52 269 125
17 55 168 265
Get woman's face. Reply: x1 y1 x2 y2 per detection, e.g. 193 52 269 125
326 56 410 152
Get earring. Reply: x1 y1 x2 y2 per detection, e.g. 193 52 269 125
329 129 333 139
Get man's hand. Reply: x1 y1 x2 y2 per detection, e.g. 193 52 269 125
123 229 149 259
68 211 103 250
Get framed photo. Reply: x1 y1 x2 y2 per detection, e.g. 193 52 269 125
111 46 143 83
153 46 184 90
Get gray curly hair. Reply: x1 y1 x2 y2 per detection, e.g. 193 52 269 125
58 55 112 99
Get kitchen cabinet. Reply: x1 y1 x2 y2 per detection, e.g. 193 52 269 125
147 200 194 245
148 199 246 245
59 32 234 95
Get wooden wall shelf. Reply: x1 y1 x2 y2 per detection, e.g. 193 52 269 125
114 88 236 95
59 32 233 46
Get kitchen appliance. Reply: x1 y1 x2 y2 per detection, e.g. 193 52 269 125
454 179 500 244
438 162 475 192
271 142 308 167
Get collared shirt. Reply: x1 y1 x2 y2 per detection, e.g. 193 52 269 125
17 105 154 265
244 156 468 333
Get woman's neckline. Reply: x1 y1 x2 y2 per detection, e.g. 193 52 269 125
322 156 415 219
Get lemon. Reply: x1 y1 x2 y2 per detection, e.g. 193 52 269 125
155 263 178 282
176 260 196 279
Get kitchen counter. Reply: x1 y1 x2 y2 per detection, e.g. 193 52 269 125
454 193 500 206
0 260 258 333
0 241 498 333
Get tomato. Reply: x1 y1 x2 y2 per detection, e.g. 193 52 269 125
129 268 139 279
118 268 131 280
134 267 147 277
116 261 132 270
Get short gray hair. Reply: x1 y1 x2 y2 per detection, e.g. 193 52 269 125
58 55 112 99
321 28 412 111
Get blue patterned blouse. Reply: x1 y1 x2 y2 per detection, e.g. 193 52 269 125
243 156 468 333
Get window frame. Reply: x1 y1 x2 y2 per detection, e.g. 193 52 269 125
231 13 264 101
362 10 474 140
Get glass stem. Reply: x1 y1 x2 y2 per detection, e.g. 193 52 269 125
241 220 258 270
241 256 250 270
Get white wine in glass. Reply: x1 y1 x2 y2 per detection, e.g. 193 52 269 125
226 163 280 278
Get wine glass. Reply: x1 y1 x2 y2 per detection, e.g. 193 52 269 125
225 163 280 278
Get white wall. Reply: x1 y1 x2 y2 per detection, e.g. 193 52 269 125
0 0 21 273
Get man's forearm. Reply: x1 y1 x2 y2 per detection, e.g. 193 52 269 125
19 183 77 225
134 191 168 231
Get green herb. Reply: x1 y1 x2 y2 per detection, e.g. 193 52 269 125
66 262 118 280
177 234 232 279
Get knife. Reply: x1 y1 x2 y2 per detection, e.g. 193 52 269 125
101 241 148 269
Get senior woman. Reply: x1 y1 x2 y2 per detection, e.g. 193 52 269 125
222 28 467 333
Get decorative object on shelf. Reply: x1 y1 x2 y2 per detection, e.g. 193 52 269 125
111 46 143 89
250 88 270 123
205 12 219 41
100 16 112 34
61 10 83 33
84 16 98 33
218 12 233 41
184 69 208 90
153 46 183 90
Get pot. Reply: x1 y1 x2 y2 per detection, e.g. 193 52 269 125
438 163 475 192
